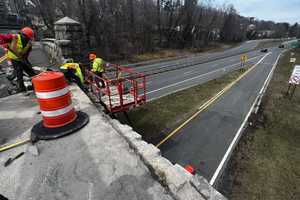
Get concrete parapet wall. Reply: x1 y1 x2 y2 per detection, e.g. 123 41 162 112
110 120 227 200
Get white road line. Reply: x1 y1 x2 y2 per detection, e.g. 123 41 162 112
209 52 281 186
184 70 194 75
146 55 263 95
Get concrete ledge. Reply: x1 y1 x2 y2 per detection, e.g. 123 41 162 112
0 86 175 200
110 121 227 200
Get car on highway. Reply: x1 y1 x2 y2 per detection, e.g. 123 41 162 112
260 49 268 53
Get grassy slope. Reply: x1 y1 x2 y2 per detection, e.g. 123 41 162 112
226 49 300 200
125 42 240 63
120 66 249 144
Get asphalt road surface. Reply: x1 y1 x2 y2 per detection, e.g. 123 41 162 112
159 48 283 185
125 40 269 101
146 49 267 100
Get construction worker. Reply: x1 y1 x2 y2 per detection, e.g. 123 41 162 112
89 53 106 88
2 27 36 92
60 60 87 92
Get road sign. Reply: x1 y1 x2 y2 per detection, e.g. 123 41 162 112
289 65 300 85
290 58 296 63
240 54 248 62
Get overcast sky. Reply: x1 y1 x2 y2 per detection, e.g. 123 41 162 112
213 0 300 24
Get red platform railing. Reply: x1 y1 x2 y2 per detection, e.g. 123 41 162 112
84 64 146 113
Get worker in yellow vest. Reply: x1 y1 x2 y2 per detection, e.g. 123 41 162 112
89 53 106 88
60 61 87 92
5 27 36 92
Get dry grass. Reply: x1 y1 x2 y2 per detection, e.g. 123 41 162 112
127 42 239 63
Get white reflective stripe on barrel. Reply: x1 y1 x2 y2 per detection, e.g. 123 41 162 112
36 87 69 99
41 104 74 117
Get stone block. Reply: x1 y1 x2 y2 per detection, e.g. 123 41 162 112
176 182 206 200
191 175 227 200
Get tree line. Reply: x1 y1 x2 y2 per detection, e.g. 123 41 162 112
14 0 300 60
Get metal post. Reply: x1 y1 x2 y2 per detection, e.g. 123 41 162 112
290 85 297 99
286 84 292 97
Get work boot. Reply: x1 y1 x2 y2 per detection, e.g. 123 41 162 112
17 87 27 93
6 74 16 81
26 85 34 91
7 86 26 95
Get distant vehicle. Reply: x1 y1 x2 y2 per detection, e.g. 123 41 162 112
261 49 268 53
278 44 284 48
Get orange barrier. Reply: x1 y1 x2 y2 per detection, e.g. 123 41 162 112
184 165 196 175
32 71 77 128
31 71 89 141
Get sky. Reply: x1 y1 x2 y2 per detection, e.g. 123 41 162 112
213 0 300 24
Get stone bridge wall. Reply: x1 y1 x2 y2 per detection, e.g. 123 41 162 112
41 17 86 65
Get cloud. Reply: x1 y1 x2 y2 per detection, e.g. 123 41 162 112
213 0 300 24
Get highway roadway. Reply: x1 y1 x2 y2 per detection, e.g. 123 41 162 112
135 40 268 101
124 40 268 101
145 50 265 100
158 47 283 185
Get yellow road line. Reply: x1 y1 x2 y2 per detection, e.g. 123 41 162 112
156 53 270 148
0 55 7 63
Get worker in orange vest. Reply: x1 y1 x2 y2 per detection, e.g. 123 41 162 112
1 27 36 92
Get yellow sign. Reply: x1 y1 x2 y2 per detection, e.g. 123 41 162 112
240 54 248 62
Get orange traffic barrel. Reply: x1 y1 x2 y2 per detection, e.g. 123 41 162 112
31 71 89 140
184 165 196 175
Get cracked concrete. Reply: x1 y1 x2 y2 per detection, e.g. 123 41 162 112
0 84 226 200
0 86 173 200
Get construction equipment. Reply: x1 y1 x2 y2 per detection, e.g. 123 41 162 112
85 63 146 113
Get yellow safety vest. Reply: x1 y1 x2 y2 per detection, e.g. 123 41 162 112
7 34 31 61
92 58 104 73
60 63 84 83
